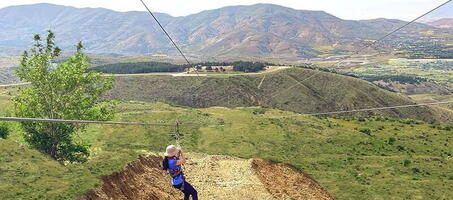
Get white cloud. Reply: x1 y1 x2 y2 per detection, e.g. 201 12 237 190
0 0 448 20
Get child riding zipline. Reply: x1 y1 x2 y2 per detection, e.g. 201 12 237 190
163 145 198 200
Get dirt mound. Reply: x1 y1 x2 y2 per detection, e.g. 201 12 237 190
252 159 334 200
182 154 273 199
80 154 334 200
80 155 181 200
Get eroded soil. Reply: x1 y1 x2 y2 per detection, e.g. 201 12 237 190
80 154 334 200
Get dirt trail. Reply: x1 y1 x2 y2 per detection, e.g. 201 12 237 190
0 66 290 87
80 153 334 200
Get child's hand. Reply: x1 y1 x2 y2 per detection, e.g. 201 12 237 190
176 148 182 157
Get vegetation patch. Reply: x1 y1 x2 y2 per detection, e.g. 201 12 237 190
92 61 271 74
0 100 452 199
0 122 10 139
91 61 186 74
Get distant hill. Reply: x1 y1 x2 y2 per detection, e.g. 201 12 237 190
0 67 18 84
0 3 439 60
104 68 452 122
428 18 453 28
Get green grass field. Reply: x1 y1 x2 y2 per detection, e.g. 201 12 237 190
0 97 452 199
351 59 453 83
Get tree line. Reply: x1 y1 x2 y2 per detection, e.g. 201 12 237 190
189 61 269 72
91 61 186 74
92 61 271 74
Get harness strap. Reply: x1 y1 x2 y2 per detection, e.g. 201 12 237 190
165 156 184 181
170 172 183 178
168 169 182 178
166 157 182 178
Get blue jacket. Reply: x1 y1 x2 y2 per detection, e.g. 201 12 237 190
167 157 184 185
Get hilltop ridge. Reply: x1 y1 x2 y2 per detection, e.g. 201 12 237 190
105 68 451 122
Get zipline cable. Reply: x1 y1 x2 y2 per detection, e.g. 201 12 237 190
268 0 452 99
269 101 453 118
0 116 216 127
0 101 451 125
139 0 201 77
174 121 182 146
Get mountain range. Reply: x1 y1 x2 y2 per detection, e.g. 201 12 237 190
0 3 446 60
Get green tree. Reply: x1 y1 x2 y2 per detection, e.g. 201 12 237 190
14 31 115 163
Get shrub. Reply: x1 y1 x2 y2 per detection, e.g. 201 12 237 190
358 117 366 122
0 122 10 139
388 137 396 145
403 160 411 167
411 168 421 174
396 145 405 151
359 128 372 136
252 108 267 115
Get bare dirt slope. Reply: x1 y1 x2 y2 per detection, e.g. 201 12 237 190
182 154 273 199
252 159 334 200
80 153 334 200
80 155 181 200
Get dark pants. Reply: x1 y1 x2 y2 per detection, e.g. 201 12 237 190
174 181 198 200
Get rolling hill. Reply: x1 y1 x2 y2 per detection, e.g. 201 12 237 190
428 18 453 28
105 68 452 122
0 67 18 84
0 3 439 60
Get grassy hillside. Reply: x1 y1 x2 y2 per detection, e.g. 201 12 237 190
410 94 453 115
0 100 452 199
106 68 451 122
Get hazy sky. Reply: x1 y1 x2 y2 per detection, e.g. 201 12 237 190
0 0 449 20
